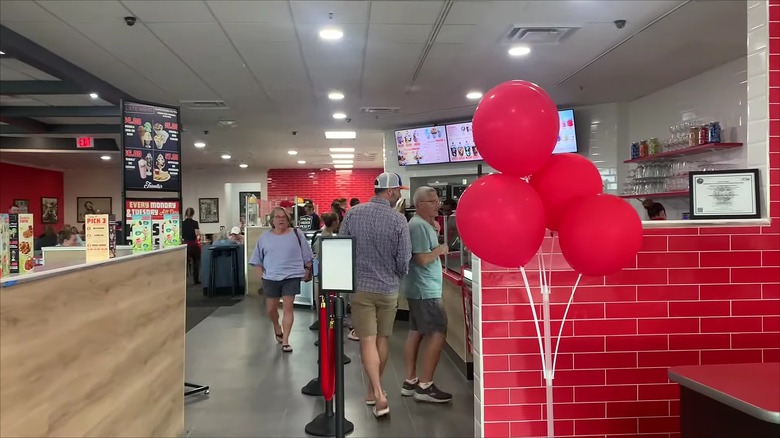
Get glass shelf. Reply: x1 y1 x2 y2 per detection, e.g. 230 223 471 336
620 191 690 199
624 142 742 163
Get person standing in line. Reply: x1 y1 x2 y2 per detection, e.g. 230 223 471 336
182 207 201 284
349 198 360 208
401 187 452 403
249 207 313 353
340 172 412 418
8 205 19 214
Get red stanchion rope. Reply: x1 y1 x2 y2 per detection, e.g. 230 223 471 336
318 295 333 400
327 295 336 400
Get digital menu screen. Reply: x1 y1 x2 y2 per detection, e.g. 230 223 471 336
446 122 481 163
555 109 577 154
395 126 450 166
121 100 181 192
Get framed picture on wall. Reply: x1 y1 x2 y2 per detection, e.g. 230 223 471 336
13 199 29 214
41 197 59 224
199 198 219 223
77 197 113 223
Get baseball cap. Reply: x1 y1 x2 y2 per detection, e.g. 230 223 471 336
279 200 294 208
230 226 241 235
374 172 409 190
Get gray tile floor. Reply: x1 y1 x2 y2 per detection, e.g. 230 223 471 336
184 295 474 438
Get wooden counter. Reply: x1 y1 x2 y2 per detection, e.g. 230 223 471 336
42 245 133 267
0 246 187 437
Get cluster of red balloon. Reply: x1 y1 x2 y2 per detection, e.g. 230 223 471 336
456 80 643 276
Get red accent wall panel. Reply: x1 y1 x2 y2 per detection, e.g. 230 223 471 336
266 168 384 214
0 163 64 232
480 6 780 436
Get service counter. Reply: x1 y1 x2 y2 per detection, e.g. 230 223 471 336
41 245 133 267
0 246 187 437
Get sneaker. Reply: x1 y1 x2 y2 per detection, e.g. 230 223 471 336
413 383 452 403
401 378 418 397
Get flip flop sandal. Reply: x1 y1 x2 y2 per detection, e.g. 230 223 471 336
348 330 360 341
275 332 283 344
282 344 293 353
372 404 390 418
365 391 388 406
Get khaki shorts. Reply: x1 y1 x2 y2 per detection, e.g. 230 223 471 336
351 291 398 337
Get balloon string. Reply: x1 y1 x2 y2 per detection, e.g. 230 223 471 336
547 232 555 289
537 254 544 320
520 267 546 373
551 273 582 378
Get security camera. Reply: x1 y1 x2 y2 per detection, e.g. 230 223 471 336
203 130 209 135
292 131 298 135
124 16 137 26
345 118 352 123
614 19 626 29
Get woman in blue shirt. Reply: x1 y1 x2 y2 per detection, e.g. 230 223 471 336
250 207 314 353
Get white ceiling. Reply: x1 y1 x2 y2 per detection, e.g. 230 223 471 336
0 0 746 170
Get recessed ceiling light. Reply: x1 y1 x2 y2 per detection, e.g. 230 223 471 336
0 51 5 55
334 164 353 169
288 150 298 155
330 154 354 159
89 92 99 99
332 112 347 120
194 142 206 148
325 131 356 140
221 154 231 160
508 46 531 57
332 160 353 164
329 147 355 153
297 160 306 164
319 28 343 41
100 155 111 161
328 92 345 100
239 163 248 168
466 91 483 100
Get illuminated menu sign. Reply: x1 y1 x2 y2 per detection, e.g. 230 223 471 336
121 100 181 192
445 122 481 163
395 126 450 166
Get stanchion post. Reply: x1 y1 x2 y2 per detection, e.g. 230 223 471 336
301 293 324 397
334 293 346 438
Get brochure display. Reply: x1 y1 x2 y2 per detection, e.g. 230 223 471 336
131 214 153 253
85 214 111 263
0 214 8 278
162 214 181 248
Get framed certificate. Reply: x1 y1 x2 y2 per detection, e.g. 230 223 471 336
689 169 761 220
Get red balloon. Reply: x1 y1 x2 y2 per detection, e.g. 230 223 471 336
530 153 604 231
558 194 643 276
457 174 546 268
472 80 560 177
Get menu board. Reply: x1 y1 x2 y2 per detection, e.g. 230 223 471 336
0 214 9 278
122 100 181 192
161 214 181 248
85 214 110 263
131 214 153 253
9 214 34 274
446 122 481 163
395 126 450 166
109 215 117 258
556 109 578 154
125 199 181 248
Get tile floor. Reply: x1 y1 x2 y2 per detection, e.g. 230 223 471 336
184 295 475 437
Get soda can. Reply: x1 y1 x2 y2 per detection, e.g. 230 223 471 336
699 125 709 145
689 127 699 147
639 140 649 157
631 142 640 159
708 121 721 143
649 138 660 155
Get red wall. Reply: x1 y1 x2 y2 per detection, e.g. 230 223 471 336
479 4 780 437
0 163 64 232
267 168 385 214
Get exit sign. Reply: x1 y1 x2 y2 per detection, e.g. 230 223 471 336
76 137 94 148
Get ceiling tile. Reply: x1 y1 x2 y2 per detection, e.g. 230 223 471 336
207 0 292 23
238 44 312 93
367 24 432 44
32 94 114 106
0 58 60 80
122 0 215 23
222 22 298 44
443 1 490 25
0 0 58 22
0 65 34 81
147 22 230 44
0 94 47 105
290 1 369 24
369 1 444 25
435 25 477 44
36 0 128 23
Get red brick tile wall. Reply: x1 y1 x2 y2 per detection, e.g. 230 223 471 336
480 4 780 437
267 168 384 214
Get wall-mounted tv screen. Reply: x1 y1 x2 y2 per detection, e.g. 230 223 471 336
441 109 578 164
395 126 450 166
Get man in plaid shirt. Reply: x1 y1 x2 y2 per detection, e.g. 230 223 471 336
340 172 412 418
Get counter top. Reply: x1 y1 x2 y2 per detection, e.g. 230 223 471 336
1 246 186 287
668 363 780 424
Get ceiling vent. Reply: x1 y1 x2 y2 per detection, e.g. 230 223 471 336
180 100 230 110
504 26 578 44
361 107 400 115
354 153 378 162
217 120 238 128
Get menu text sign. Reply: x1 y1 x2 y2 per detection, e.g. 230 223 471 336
122 100 181 192
85 214 110 262
125 199 180 248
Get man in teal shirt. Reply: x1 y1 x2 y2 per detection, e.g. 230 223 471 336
401 186 452 403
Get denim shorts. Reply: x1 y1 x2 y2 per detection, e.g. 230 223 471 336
262 278 301 298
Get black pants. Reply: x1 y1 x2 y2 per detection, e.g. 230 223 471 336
186 241 201 284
